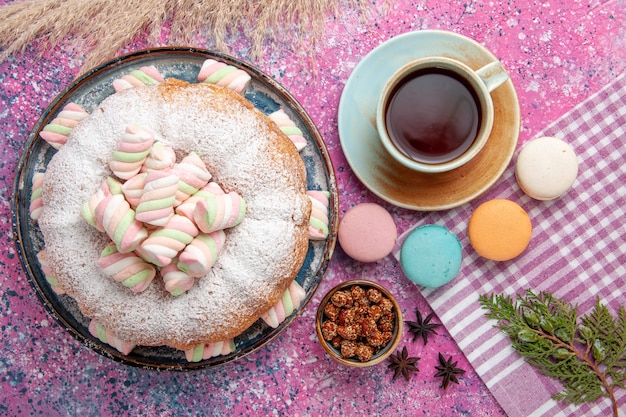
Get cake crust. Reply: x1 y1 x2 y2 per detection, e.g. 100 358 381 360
39 80 311 350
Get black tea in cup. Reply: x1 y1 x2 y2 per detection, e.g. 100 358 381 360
384 68 482 164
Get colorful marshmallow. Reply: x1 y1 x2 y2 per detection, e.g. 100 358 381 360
171 152 212 206
121 173 147 209
135 170 179 227
307 190 330 240
193 190 246 233
260 281 306 328
29 172 45 221
105 176 124 195
269 109 307 151
185 339 236 362
197 59 251 93
177 230 226 277
80 141 259 297
39 102 88 149
81 189 107 232
36 249 65 294
161 258 195 296
89 320 136 355
98 243 156 293
81 177 121 232
95 194 148 253
141 141 176 172
109 126 155 180
112 65 165 92
175 182 224 221
139 215 199 267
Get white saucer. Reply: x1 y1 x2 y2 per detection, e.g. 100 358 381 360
338 30 520 211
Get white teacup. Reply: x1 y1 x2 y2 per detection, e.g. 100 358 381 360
377 57 510 174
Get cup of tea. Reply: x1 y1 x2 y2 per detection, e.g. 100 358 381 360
376 57 510 173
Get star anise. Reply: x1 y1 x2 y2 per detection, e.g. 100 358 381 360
405 308 441 345
434 352 465 389
388 346 420 381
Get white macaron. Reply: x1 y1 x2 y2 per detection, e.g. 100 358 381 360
515 136 578 200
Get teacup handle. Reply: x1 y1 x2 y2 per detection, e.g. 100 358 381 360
476 61 509 92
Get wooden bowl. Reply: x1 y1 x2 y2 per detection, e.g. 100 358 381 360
315 280 402 367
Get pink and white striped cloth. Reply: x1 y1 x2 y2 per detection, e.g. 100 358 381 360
393 73 626 417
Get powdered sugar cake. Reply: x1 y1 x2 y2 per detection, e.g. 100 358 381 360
38 79 311 350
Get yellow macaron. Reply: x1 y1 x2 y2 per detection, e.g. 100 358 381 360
468 199 532 261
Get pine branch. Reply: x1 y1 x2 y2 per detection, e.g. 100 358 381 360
479 290 626 417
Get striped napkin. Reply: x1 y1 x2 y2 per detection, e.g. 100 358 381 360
392 73 626 417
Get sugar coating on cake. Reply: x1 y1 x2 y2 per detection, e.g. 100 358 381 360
38 79 311 350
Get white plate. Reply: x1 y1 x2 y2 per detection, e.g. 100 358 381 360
338 30 520 210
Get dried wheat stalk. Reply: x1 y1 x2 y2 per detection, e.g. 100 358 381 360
0 0 379 74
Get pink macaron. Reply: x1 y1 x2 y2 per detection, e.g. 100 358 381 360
338 203 397 263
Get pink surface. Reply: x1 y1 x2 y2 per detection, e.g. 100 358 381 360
1 0 624 416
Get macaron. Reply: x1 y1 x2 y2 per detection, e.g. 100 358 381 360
399 224 462 288
515 136 578 200
468 199 532 261
338 203 397 263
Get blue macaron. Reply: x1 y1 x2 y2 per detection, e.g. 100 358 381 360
400 224 462 288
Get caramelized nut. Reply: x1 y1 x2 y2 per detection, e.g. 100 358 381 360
337 324 360 341
378 314 395 332
367 330 386 347
321 284 397 362
351 285 366 302
321 320 338 341
378 297 394 312
366 288 382 303
369 304 383 321
340 340 358 358
331 290 353 308
337 306 357 326
355 343 374 362
331 335 343 349
324 303 340 321
360 317 378 337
